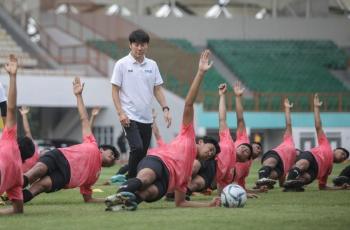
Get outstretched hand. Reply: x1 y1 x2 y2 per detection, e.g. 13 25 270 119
19 106 30 115
4 54 18 76
233 81 245 97
247 192 259 198
218 83 227 96
313 94 323 107
73 77 84 96
91 107 101 116
209 196 221 207
198 49 213 73
284 98 293 109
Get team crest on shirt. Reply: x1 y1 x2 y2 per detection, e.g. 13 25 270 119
144 69 152 73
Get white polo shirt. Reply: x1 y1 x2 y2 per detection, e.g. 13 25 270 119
110 53 163 123
0 83 6 103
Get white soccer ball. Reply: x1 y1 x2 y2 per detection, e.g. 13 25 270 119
221 184 247 208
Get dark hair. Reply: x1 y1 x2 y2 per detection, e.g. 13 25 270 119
239 143 253 159
99 144 120 160
336 147 349 159
252 141 262 150
129 29 150 44
199 136 221 156
17 136 35 162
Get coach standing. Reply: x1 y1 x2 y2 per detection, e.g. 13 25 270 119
111 29 172 178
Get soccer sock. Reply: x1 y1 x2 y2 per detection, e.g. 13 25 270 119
23 175 29 188
117 178 143 193
258 166 273 179
23 189 33 203
287 167 302 180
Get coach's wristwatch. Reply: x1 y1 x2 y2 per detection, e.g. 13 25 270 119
162 106 170 112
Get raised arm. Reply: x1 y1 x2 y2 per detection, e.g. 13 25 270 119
19 106 33 139
283 98 293 136
154 85 172 128
183 50 213 126
233 82 245 133
3 54 18 129
89 107 101 128
313 94 324 138
218 83 228 131
73 77 92 137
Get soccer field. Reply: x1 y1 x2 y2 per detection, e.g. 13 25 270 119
1 161 349 230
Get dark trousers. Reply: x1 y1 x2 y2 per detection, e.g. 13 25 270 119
124 120 152 178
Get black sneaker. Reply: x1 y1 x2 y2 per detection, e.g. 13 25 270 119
333 176 350 187
256 178 276 189
0 193 9 202
283 179 304 189
105 192 137 211
283 187 305 192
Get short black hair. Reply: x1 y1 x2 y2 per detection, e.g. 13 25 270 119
336 147 349 159
17 136 35 162
99 144 120 160
129 29 150 44
239 143 253 159
252 141 262 149
199 136 221 156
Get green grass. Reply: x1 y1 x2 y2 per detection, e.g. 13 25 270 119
1 161 350 230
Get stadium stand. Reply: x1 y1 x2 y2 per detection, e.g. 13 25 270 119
87 38 231 99
0 25 38 67
206 39 350 111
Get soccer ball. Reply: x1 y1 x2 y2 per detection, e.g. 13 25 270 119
221 184 247 208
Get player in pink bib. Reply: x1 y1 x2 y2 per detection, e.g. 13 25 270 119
231 82 263 196
216 83 241 194
105 50 222 211
19 106 40 174
284 94 349 191
22 77 118 203
256 98 296 189
0 55 35 215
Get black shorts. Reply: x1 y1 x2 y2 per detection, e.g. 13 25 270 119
137 156 169 202
38 149 71 193
339 165 350 177
198 159 217 189
261 150 284 177
0 101 6 117
296 151 318 183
